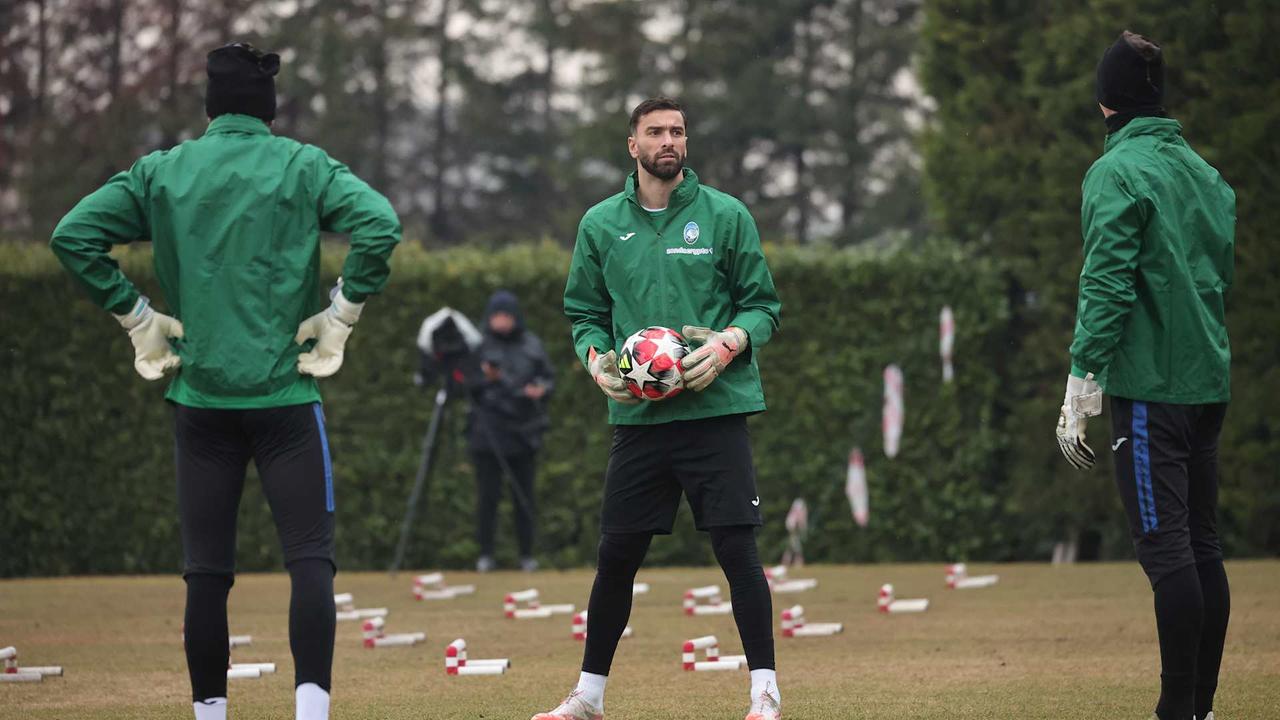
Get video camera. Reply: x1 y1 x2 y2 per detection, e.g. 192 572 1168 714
415 307 484 392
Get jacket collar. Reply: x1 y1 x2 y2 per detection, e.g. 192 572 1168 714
205 114 272 137
625 167 700 211
1104 116 1181 154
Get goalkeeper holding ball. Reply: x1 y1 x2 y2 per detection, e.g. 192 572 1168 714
50 43 400 720
536 97 782 720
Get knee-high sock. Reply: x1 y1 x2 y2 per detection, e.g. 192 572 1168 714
709 526 774 671
1154 564 1203 720
1194 560 1230 719
581 532 652 675
288 559 336 691
185 573 234 702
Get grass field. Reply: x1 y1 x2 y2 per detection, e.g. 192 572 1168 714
2 561 1278 719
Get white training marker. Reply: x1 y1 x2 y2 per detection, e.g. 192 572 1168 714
791 623 844 637
878 584 929 614
632 582 650 595
333 593 354 605
540 604 575 615
772 578 818 594
227 667 261 679
228 635 252 648
0 646 15 661
690 603 733 616
231 663 275 674
0 673 43 683
16 666 65 676
445 638 509 677
364 634 423 648
691 660 741 671
510 607 553 620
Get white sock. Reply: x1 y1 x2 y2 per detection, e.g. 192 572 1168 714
750 669 780 705
295 682 330 720
193 697 227 720
574 671 607 709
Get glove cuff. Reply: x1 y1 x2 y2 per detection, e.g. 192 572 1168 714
1066 372 1103 417
114 296 152 330
329 292 364 326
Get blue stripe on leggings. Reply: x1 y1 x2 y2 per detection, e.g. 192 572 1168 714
1132 401 1156 532
313 403 335 512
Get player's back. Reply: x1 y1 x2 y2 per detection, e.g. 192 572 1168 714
140 114 334 407
1081 116 1235 403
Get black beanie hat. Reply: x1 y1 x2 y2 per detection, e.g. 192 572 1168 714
1096 31 1163 112
205 43 280 122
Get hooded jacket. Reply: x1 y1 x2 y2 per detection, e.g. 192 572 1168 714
466 291 555 455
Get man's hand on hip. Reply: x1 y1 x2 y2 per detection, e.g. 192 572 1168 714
1056 371 1103 470
679 326 748 392
114 296 184 381
296 289 364 378
588 346 639 404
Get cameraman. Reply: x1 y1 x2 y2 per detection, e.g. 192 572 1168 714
468 290 554 572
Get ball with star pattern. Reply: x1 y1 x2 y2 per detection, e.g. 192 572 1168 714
618 326 690 401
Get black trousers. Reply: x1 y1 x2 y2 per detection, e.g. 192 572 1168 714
1109 397 1231 720
174 402 337 700
1109 398 1227 586
472 450 537 558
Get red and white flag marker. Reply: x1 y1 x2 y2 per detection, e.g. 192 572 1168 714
877 584 929 614
846 447 869 528
681 635 746 672
780 605 843 637
571 610 632 641
882 365 904 459
940 306 955 383
683 585 732 616
946 563 999 589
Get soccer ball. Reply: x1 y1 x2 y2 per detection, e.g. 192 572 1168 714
618 326 690 401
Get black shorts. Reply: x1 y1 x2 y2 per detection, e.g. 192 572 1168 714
174 402 336 577
600 414 763 534
1109 397 1227 587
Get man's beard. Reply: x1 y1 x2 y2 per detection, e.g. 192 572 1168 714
639 149 685 180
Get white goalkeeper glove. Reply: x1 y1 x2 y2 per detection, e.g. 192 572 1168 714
588 346 639 404
295 288 363 378
1056 372 1103 470
679 325 748 392
113 296 184 381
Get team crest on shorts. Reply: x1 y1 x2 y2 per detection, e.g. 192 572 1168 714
683 221 700 245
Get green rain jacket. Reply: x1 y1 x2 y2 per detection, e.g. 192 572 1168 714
1070 117 1235 404
564 168 782 425
51 114 402 409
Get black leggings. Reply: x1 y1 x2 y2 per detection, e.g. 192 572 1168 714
185 560 335 701
174 403 338 701
582 526 774 675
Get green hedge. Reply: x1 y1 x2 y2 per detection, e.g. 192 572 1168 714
1 239 1027 575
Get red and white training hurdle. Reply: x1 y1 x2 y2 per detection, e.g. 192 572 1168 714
683 585 732 616
335 592 389 621
0 646 63 683
413 572 477 601
445 638 510 676
877 584 929 614
764 566 819 594
571 611 632 641
362 616 426 648
504 589 573 619
779 605 843 637
945 563 999 589
681 635 746 672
